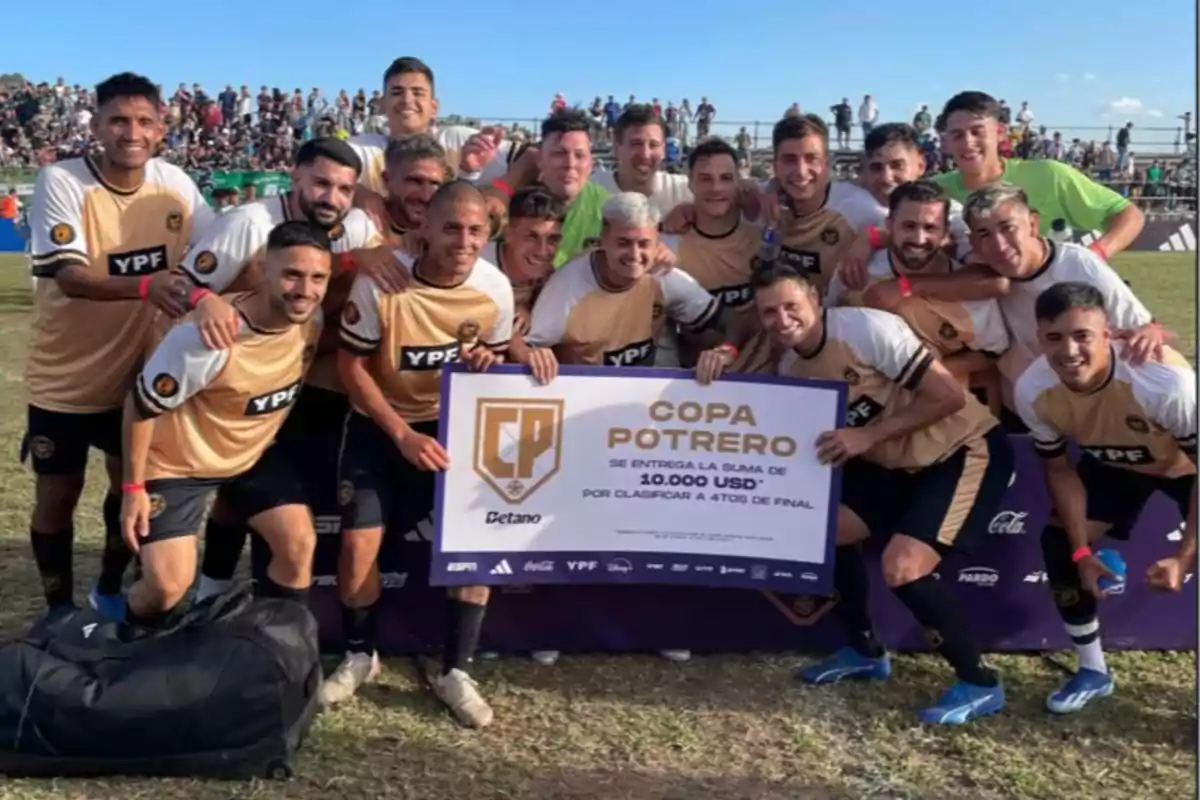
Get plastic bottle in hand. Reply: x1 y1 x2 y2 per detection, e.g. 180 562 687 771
1094 548 1127 593
755 227 781 272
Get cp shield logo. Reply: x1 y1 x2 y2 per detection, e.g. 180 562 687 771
474 398 564 504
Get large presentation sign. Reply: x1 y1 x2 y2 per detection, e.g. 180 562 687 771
432 365 846 593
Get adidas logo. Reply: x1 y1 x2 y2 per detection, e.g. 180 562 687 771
489 559 514 576
1155 222 1196 253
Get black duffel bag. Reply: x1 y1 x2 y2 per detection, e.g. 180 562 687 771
0 584 321 780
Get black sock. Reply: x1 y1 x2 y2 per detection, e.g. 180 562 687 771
96 492 132 595
342 603 378 655
200 518 248 581
30 528 74 607
256 575 309 604
248 530 271 584
442 599 487 675
892 575 997 687
832 545 883 657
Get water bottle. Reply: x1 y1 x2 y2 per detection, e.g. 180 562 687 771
1094 548 1127 593
756 226 781 272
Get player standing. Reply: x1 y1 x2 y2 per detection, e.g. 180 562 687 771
710 264 1014 724
1014 281 1196 713
378 134 449 249
23 72 213 621
480 187 565 335
323 183 513 728
119 222 329 626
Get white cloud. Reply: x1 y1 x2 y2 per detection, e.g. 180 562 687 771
1108 96 1144 115
1083 72 1097 81
1055 73 1070 82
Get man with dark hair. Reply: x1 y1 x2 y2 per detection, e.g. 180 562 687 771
23 71 214 622
1014 280 1196 714
325 181 514 727
119 221 330 628
934 91 1143 259
481 186 565 335
593 104 693 214
380 133 448 248
703 264 1014 724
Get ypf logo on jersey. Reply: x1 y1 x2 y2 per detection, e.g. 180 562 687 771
603 338 655 367
474 398 564 503
166 210 184 232
401 342 462 371
713 283 754 308
244 380 302 416
108 245 168 277
1082 444 1153 466
845 394 884 428
779 247 820 276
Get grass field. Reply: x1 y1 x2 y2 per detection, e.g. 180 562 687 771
0 252 1195 800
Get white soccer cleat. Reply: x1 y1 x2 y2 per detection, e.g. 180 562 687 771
319 651 380 707
433 668 494 728
660 649 692 663
531 650 560 665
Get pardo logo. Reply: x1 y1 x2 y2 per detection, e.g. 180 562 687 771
988 510 1027 534
958 567 1000 586
474 398 564 503
567 560 598 572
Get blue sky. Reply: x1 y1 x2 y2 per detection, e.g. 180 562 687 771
5 1 1196 142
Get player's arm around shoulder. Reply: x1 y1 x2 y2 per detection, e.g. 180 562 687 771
510 265 573 384
660 266 723 344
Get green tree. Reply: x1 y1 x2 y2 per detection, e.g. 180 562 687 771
0 72 28 87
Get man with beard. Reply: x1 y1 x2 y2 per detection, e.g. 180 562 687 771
325 182 513 727
592 104 693 215
24 72 214 622
934 91 1143 260
119 221 329 627
826 181 1009 411
702 264 1013 724
962 183 1166 418
1014 281 1195 713
480 187 565 336
378 133 448 252
165 138 404 605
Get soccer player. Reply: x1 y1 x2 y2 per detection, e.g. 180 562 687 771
378 133 449 250
658 138 772 372
480 187 565 335
23 72 213 621
935 91 1144 259
119 221 330 627
172 138 399 604
710 264 1014 724
826 180 1009 411
962 183 1166 412
592 104 693 215
324 182 513 728
1014 281 1196 713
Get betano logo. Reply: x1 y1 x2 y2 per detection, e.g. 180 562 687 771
474 398 564 504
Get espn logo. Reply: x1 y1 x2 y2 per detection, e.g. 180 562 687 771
447 562 477 573
401 342 461 371
108 245 168 277
245 380 302 416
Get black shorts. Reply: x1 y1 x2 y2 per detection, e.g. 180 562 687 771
841 424 1015 555
338 412 437 533
274 385 350 518
1079 455 1195 540
143 445 308 544
21 405 122 476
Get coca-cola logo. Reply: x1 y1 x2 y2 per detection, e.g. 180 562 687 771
988 510 1027 534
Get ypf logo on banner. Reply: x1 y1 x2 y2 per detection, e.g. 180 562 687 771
474 398 564 503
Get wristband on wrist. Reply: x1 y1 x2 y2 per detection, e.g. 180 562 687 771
716 343 740 362
491 178 515 199
187 287 212 308
896 276 913 298
865 225 883 250
339 252 356 272
137 275 153 301
1088 241 1109 261
121 482 145 494
1071 545 1093 563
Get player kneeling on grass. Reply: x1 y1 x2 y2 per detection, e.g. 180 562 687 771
700 264 1015 724
1014 281 1197 714
119 222 330 627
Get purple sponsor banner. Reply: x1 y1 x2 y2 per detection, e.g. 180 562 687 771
308 435 1195 654
428 364 846 595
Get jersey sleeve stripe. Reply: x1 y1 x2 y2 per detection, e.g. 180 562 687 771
30 248 89 264
339 329 380 354
1032 438 1068 458
899 350 935 391
179 268 207 287
681 297 721 332
485 339 511 352
133 377 169 418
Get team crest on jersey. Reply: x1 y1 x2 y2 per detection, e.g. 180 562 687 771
651 302 664 320
49 223 76 246
337 480 355 506
328 224 345 241
166 210 184 232
344 301 361 325
29 435 54 460
842 367 860 385
148 494 167 520
152 373 179 398
193 251 218 275
939 321 958 340
302 344 317 363
456 319 481 345
820 228 840 246
1125 415 1150 433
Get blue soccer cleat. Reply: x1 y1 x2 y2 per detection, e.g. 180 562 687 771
88 585 126 623
918 680 1006 725
795 646 892 685
1046 668 1114 714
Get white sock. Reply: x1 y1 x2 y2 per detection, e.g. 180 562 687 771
1064 620 1108 674
196 575 232 601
